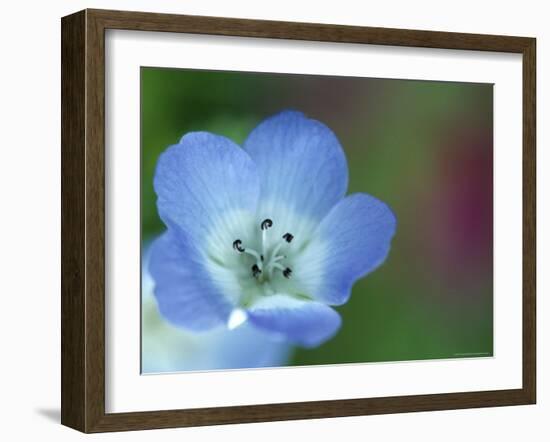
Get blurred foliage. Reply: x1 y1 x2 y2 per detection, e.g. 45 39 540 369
142 67 494 368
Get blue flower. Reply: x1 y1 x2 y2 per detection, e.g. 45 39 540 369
150 110 396 349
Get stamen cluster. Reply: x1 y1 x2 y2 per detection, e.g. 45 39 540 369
232 219 294 282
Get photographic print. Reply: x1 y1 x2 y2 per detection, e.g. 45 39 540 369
141 68 493 374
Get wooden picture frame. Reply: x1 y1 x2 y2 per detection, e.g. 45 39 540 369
61 8 536 433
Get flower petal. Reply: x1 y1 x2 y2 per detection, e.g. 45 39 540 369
243 110 348 223
294 193 396 305
154 132 260 241
246 294 341 348
198 323 292 370
149 231 233 331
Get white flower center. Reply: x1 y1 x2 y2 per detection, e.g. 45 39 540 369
203 209 322 313
232 218 294 283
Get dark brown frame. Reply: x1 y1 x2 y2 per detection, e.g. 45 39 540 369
61 8 536 433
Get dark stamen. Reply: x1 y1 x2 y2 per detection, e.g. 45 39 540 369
251 264 262 277
283 267 292 279
282 233 294 243
232 239 245 253
261 255 264 261
260 219 273 230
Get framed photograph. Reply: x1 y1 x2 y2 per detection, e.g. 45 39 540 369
61 9 536 433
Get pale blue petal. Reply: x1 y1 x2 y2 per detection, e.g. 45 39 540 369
246 294 341 348
142 242 292 372
149 231 233 331
294 193 396 305
243 110 348 223
154 132 260 241
202 323 293 370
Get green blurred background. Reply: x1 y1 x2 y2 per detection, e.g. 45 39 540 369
141 67 493 367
